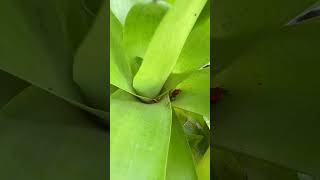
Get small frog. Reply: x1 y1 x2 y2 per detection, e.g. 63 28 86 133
170 89 182 101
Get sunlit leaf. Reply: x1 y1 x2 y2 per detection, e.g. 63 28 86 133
111 0 153 24
133 0 207 98
110 90 172 179
172 69 210 118
166 111 197 180
123 2 168 62
110 11 134 94
173 1 210 73
197 148 210 180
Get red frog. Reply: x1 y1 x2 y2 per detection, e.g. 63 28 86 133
211 87 228 104
170 89 182 101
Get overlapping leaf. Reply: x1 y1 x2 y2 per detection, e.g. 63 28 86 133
74 3 108 110
0 0 106 118
213 19 320 176
172 69 210 118
110 11 135 95
133 0 207 98
111 0 153 24
0 1 108 179
110 1 210 179
0 86 108 179
212 0 319 76
123 2 168 62
110 90 172 179
166 112 197 180
0 71 28 108
197 148 210 180
173 1 210 73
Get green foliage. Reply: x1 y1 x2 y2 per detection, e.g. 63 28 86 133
213 0 320 178
110 0 210 179
0 0 108 179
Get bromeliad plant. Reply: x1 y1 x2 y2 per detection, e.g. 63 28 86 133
110 0 210 179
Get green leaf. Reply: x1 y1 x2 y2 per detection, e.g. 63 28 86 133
173 108 210 164
160 71 194 97
213 21 320 176
234 151 299 180
0 86 108 179
0 0 102 116
0 71 28 108
212 0 318 39
133 0 207 98
212 0 319 76
172 69 210 118
110 11 135 94
110 90 172 180
124 2 168 62
110 84 118 94
166 111 197 180
166 0 176 4
111 0 153 24
212 148 246 180
173 1 210 73
197 148 210 180
53 0 104 51
73 2 108 110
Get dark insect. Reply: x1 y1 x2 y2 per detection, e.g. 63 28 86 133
170 89 182 101
211 87 228 104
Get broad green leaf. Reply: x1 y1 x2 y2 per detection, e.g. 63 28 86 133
110 90 172 180
124 1 210 75
172 69 210 118
212 0 319 76
160 71 194 97
110 11 135 94
110 84 118 94
213 20 320 176
133 0 207 98
166 112 197 180
212 35 259 77
173 1 210 73
175 108 210 158
74 3 108 110
197 148 210 180
123 2 168 62
0 71 28 107
212 0 318 39
0 0 103 116
233 150 299 180
53 0 104 51
166 0 176 4
212 148 246 180
111 10 153 102
111 0 153 24
0 86 108 179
